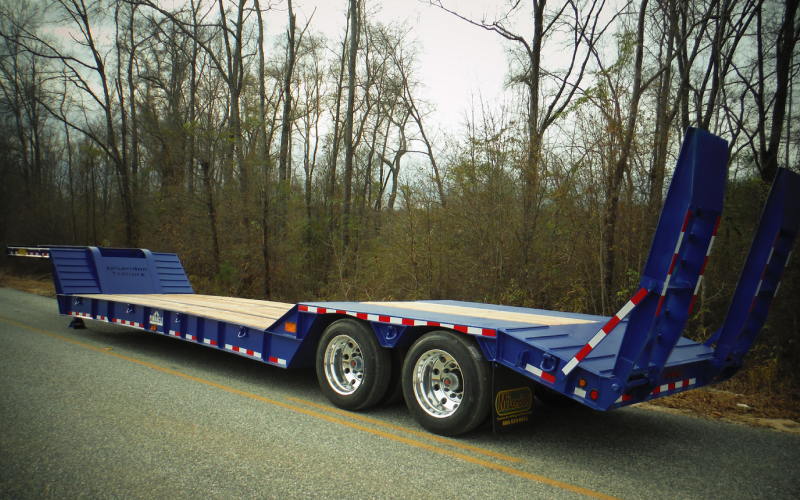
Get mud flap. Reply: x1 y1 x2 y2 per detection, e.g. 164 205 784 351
492 363 535 435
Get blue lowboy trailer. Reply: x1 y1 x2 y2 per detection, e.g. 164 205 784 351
6 128 799 436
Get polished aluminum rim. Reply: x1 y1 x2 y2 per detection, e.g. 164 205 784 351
412 349 463 418
323 334 364 395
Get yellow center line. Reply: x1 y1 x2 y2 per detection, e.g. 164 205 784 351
0 315 621 500
285 396 522 463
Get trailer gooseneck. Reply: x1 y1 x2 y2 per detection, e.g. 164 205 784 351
7 128 799 436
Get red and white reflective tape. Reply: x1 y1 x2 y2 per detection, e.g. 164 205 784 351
168 330 181 338
203 338 218 346
688 216 722 314
68 311 92 319
225 344 262 359
185 334 197 341
8 248 50 258
651 378 696 395
561 287 649 376
773 239 794 299
751 232 780 311
656 209 692 317
524 364 556 383
96 315 109 322
613 378 697 404
268 356 287 366
614 393 633 404
113 318 143 328
298 305 497 338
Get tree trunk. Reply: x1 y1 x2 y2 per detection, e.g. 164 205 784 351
342 0 359 250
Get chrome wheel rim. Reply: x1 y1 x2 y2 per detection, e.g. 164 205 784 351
323 335 364 395
412 349 463 418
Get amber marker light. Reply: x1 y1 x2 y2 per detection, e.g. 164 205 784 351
285 322 297 333
578 378 587 388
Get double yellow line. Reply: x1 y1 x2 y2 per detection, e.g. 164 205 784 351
0 314 619 500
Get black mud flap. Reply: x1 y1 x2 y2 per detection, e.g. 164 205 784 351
492 363 535 435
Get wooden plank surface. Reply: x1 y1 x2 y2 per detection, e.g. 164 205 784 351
362 301 596 326
76 294 293 329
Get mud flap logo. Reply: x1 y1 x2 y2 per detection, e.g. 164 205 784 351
495 387 533 416
149 311 163 326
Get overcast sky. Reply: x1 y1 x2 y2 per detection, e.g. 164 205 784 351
262 0 515 133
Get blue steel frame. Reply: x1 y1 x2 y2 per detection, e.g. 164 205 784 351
7 130 799 414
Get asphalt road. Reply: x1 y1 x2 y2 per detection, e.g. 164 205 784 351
1 287 798 500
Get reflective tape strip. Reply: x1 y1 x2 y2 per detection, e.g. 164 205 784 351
614 393 633 404
751 232 781 311
772 240 795 300
656 209 692 316
168 330 181 337
650 378 696 395
561 287 649 376
524 363 556 383
574 387 587 398
203 338 217 346
268 356 287 366
113 319 143 328
68 311 92 319
96 315 109 322
185 334 197 341
688 216 722 314
225 344 262 359
298 305 497 338
8 248 50 258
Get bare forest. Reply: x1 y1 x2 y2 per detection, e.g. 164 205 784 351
1 0 799 395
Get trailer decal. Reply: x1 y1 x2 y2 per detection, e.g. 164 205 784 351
561 287 649 376
298 304 497 337
524 363 556 383
225 344 262 359
689 216 722 314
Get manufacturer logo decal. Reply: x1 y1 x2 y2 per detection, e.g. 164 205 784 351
495 387 533 416
149 311 164 326
107 265 148 277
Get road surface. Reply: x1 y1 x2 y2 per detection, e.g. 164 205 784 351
1 287 797 499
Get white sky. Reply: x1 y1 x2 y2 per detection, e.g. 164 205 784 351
268 0 515 133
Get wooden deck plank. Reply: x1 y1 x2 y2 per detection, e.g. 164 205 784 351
76 294 290 329
361 301 595 326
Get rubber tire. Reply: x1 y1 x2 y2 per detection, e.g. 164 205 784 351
402 331 491 436
316 319 391 411
534 383 580 408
